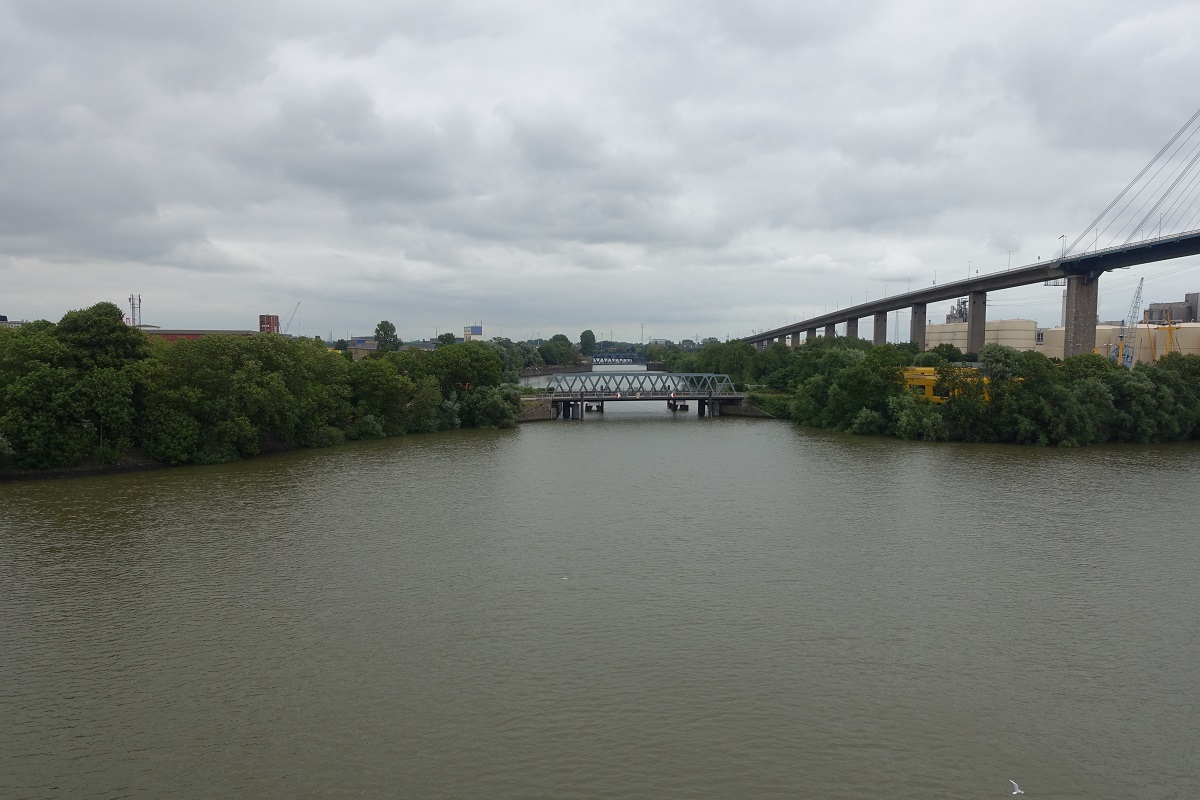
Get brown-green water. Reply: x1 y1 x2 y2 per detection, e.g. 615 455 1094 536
2 407 1198 799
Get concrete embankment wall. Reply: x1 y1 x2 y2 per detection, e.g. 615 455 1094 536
720 401 775 418
517 396 557 422
519 364 592 378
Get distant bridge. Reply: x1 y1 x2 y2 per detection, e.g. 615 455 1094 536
591 352 648 364
546 372 744 418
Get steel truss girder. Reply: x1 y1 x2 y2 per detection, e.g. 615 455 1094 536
546 372 738 398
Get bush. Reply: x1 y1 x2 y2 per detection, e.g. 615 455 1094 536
304 425 346 448
748 393 793 419
889 395 949 441
0 433 13 470
458 385 521 429
347 414 386 440
848 408 888 435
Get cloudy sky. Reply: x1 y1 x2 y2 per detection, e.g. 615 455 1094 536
3 0 1199 343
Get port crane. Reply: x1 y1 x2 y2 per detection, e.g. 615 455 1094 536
284 302 300 335
1111 278 1142 368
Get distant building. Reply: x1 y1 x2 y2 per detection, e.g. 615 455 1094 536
1146 292 1198 324
348 338 377 360
0 314 26 329
259 314 281 334
463 324 483 341
139 327 257 342
945 298 969 323
924 319 1038 353
649 338 673 346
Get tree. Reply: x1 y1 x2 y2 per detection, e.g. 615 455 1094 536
54 301 149 372
437 332 458 346
579 329 596 356
427 342 503 395
375 321 400 354
539 334 579 365
930 343 964 363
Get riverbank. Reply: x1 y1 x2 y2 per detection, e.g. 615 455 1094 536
0 449 170 482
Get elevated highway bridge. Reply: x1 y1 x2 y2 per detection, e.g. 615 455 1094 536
741 229 1200 357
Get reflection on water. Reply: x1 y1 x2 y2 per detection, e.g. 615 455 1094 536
2 419 1197 800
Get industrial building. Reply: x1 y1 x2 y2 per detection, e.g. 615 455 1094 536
1145 292 1198 324
924 319 1040 353
1041 322 1200 361
921 289 1200 363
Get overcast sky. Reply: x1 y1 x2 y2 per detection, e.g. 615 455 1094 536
3 0 1199 342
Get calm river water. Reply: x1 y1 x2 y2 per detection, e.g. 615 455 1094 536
2 403 1197 800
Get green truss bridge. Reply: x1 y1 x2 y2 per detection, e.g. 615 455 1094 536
545 372 745 419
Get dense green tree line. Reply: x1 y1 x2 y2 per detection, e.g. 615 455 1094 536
676 337 1200 447
0 302 521 472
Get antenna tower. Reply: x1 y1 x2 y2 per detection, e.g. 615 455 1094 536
128 294 142 327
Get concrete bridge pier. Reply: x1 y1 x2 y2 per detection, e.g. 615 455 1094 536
806 327 817 342
910 302 927 351
873 312 888 345
846 318 859 339
824 323 836 338
790 331 803 348
1064 274 1100 357
966 291 987 355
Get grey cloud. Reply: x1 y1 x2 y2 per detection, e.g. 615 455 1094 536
3 0 1199 338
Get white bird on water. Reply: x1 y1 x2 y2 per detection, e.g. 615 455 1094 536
1010 779 1024 795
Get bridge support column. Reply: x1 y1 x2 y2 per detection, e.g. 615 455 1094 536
966 291 987 355
873 312 888 345
824 323 836 338
806 327 817 342
1064 275 1099 357
790 331 803 348
846 318 859 339
910 303 927 351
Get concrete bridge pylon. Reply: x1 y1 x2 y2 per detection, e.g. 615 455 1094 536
1063 275 1099 357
